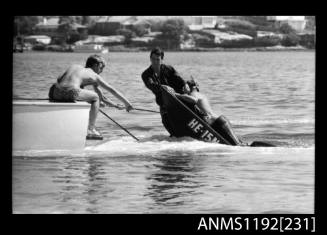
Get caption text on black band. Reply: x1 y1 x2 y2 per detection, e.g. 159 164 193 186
197 216 315 232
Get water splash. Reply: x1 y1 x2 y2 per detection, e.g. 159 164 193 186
85 135 233 156
13 135 314 158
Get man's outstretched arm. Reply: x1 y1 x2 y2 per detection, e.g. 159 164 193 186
95 75 133 111
93 86 124 109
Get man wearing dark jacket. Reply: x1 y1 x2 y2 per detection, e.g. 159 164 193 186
141 47 188 136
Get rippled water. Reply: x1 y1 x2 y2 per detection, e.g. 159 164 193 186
12 51 315 214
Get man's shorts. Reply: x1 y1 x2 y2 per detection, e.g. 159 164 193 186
49 84 81 102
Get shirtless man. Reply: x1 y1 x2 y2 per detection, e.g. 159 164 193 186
172 80 243 146
49 54 134 140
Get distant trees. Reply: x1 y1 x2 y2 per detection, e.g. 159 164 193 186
116 28 135 44
299 33 315 49
221 19 257 37
160 19 188 39
116 23 149 38
191 31 216 47
81 16 92 26
14 16 39 36
278 23 296 34
57 20 76 44
281 33 300 47
241 16 269 27
132 24 149 37
148 20 163 32
57 16 87 44
14 16 316 50
219 38 254 48
154 19 189 49
276 23 300 47
254 35 281 47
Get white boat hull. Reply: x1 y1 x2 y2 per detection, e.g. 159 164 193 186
13 101 90 151
73 44 109 54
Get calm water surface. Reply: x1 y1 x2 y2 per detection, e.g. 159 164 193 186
13 51 315 213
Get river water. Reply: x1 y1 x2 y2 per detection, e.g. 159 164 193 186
12 51 315 214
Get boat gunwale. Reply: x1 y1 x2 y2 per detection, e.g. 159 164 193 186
13 101 90 107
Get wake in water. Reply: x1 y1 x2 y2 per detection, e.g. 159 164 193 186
14 137 311 157
12 123 315 158
85 135 231 155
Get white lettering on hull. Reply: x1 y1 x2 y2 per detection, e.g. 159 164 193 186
187 118 220 143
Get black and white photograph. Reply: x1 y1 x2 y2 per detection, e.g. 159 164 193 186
12 16 315 219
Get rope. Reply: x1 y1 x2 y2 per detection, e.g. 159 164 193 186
133 108 159 113
99 109 139 141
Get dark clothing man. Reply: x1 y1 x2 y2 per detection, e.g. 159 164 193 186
141 47 187 136
142 48 244 145
141 64 186 106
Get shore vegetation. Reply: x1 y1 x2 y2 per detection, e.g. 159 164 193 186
13 16 315 52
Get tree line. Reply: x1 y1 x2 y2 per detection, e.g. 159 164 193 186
14 16 315 50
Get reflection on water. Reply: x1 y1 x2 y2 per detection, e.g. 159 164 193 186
82 157 108 213
13 146 314 213
51 156 110 213
145 153 203 208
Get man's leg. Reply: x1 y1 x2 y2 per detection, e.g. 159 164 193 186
76 89 100 130
195 95 220 125
211 115 242 145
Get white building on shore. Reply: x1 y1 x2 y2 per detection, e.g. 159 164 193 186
137 16 218 30
24 35 51 45
266 16 307 32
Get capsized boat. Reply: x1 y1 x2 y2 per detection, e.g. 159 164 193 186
161 86 275 147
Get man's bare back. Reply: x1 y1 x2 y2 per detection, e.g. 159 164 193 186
57 65 98 89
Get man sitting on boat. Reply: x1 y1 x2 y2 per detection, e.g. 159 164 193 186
141 47 189 137
48 54 134 140
168 79 244 146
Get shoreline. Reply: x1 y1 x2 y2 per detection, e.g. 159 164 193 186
106 45 315 52
18 46 315 53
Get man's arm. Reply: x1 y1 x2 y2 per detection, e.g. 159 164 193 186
93 85 105 100
175 93 198 105
166 65 187 94
94 75 133 111
162 85 197 104
141 70 162 94
93 86 124 109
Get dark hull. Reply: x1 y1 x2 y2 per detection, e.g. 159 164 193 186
161 86 231 145
161 86 275 147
